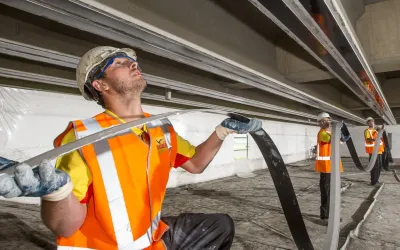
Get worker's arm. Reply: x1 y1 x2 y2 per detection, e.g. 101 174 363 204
319 130 331 143
0 159 80 237
180 132 223 174
41 193 87 237
180 118 262 174
41 130 92 237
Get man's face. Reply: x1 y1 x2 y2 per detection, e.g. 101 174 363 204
318 117 331 129
100 57 147 97
367 119 374 128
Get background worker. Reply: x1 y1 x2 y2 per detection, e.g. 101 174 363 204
0 46 262 250
314 112 346 224
364 117 384 186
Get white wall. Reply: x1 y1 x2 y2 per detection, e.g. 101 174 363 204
341 125 400 158
0 86 319 190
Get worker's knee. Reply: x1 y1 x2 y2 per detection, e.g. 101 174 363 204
214 213 235 236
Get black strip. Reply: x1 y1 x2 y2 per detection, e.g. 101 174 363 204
226 113 313 249
382 131 393 171
249 129 314 250
340 123 365 171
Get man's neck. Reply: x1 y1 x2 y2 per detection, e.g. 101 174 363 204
368 126 374 129
105 97 144 122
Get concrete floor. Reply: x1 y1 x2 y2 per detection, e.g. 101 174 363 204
0 158 399 250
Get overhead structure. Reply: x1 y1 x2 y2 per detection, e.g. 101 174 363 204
0 0 368 125
248 0 396 125
0 38 318 124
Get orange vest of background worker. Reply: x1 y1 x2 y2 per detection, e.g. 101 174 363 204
53 111 178 250
364 128 384 155
315 129 344 173
314 112 344 222
364 117 384 186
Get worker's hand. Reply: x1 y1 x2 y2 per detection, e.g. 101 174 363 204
215 118 262 140
0 159 72 201
340 134 351 143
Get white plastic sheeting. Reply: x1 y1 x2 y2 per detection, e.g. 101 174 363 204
0 86 319 190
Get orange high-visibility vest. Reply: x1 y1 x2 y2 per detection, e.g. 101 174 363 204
364 128 384 155
314 129 343 173
53 112 177 250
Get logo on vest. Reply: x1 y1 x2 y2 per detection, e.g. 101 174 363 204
155 137 168 153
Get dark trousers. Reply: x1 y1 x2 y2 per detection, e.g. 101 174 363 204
369 154 382 185
161 213 235 250
319 173 330 219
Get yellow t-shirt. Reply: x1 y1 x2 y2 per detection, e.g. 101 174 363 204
318 129 331 143
55 110 196 202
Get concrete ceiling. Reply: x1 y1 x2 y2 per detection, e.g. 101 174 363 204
0 0 398 126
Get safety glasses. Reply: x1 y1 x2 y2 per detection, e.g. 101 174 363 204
96 54 140 80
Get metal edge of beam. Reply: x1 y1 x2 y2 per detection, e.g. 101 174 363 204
0 38 318 120
247 0 368 125
324 121 341 250
0 0 365 124
281 0 396 125
0 0 309 105
143 93 316 125
0 67 315 125
324 0 394 123
248 0 365 102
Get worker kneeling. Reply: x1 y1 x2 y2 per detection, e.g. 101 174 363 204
315 112 349 224
0 46 263 250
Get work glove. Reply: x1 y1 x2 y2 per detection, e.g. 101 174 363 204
0 159 72 201
340 134 351 143
215 118 262 140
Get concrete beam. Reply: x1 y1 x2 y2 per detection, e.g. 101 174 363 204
270 0 400 85
340 0 365 29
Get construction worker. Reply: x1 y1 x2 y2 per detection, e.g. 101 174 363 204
364 117 384 185
0 46 263 249
315 112 345 224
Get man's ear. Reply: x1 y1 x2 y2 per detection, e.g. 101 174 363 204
92 79 109 92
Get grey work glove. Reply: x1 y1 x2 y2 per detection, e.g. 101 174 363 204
340 134 351 143
215 118 262 140
0 159 72 201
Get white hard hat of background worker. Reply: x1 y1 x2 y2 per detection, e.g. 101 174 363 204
76 46 139 106
317 112 331 129
317 112 331 122
365 117 374 124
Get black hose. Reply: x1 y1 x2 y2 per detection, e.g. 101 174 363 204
250 129 313 250
340 122 383 172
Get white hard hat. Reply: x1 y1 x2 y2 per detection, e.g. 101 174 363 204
76 46 137 101
365 117 374 123
317 112 331 122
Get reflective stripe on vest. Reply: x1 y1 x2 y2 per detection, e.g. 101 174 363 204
72 117 168 249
